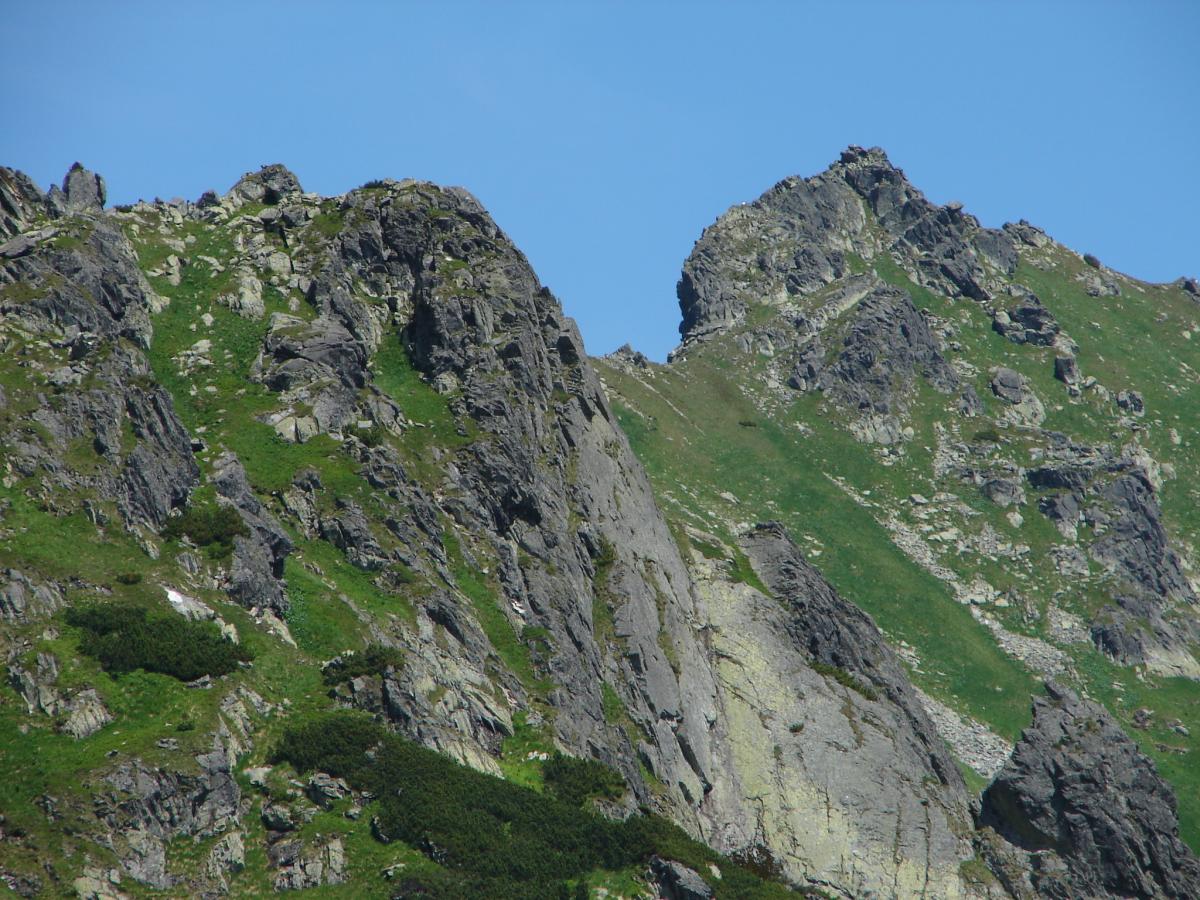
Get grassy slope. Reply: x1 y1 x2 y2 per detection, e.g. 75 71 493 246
603 354 1037 741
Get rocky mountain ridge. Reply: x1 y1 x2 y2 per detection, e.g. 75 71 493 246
0 152 1197 898
601 147 1200 897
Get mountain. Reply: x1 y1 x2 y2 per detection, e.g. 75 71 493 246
0 150 1196 898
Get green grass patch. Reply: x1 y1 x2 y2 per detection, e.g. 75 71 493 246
809 660 878 702
603 355 1036 740
443 531 543 692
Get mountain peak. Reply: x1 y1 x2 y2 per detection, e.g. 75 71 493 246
837 144 894 168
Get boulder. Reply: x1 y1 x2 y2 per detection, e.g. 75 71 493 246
648 856 714 900
982 477 1025 507
990 368 1025 404
993 296 1059 346
1116 389 1144 416
979 682 1200 898
1054 355 1080 386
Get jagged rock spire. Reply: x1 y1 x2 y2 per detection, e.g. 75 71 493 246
47 161 106 215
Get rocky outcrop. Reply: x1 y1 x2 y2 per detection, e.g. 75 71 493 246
47 162 106 216
815 284 959 439
1029 440 1199 677
992 295 1059 346
268 836 346 891
7 650 113 738
648 856 714 899
0 569 63 623
979 682 1200 898
5 151 1198 899
691 524 977 896
227 164 303 207
0 166 48 239
0 166 199 530
989 368 1045 426
293 179 723 814
93 735 241 888
205 831 246 892
212 452 292 614
1093 473 1193 605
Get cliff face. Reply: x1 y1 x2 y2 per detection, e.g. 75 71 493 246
694 523 979 897
2 152 1198 899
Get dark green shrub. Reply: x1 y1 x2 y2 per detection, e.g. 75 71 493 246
542 753 626 807
115 571 143 585
322 644 405 685
162 504 248 559
268 711 384 781
65 603 252 681
271 713 796 899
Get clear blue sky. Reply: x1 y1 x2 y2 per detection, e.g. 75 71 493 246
3 2 1196 360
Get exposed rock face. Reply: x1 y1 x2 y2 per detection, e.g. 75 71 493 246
268 836 346 891
5 153 1198 898
6 650 113 737
282 177 986 896
1093 473 1193 605
1088 470 1200 677
993 296 1059 346
979 682 1200 898
817 284 960 431
61 688 114 738
327 609 514 776
297 180 724 813
47 162 107 216
93 735 241 888
989 367 1045 426
0 569 63 623
212 452 292 614
0 166 48 239
228 164 303 206
205 831 245 892
1029 440 1200 677
691 524 976 896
